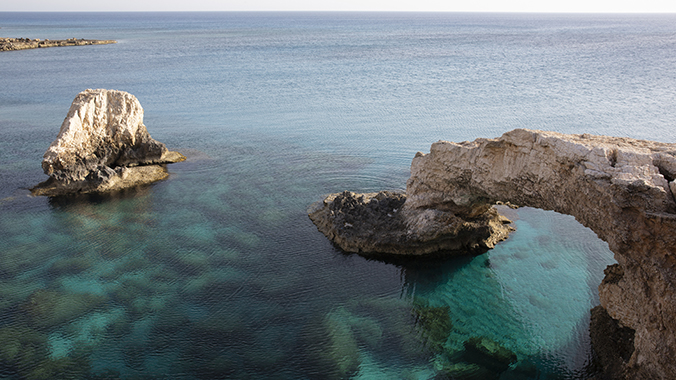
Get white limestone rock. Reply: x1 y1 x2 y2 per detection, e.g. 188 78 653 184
32 89 185 196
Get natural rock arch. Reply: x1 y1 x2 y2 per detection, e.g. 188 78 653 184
405 129 676 380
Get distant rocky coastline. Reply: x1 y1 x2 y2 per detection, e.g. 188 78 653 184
31 89 185 197
0 37 116 52
310 129 676 379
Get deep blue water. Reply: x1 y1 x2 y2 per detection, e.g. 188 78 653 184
1 12 675 379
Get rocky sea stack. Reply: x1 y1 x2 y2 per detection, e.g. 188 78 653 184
311 128 676 379
31 89 185 196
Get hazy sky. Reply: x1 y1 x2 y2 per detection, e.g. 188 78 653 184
2 0 676 13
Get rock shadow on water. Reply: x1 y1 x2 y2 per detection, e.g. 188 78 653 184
46 185 155 210
342 248 480 296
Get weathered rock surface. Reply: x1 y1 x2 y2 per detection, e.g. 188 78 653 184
406 129 676 379
590 304 636 379
0 37 116 52
308 190 512 256
31 89 185 196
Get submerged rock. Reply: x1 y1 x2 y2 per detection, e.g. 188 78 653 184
31 89 185 196
434 336 516 380
308 190 512 256
321 310 362 380
436 362 499 380
0 325 47 370
412 303 453 354
0 279 41 314
19 289 107 329
462 336 517 373
302 312 360 380
23 356 90 380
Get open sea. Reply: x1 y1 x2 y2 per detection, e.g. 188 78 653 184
1 11 675 380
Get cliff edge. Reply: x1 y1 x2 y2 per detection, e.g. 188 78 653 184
406 129 676 379
31 89 185 196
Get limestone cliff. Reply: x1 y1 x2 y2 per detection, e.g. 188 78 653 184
31 89 185 196
406 129 676 379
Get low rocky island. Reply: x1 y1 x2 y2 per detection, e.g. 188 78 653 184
0 37 116 52
31 89 185 197
308 190 513 256
310 129 676 379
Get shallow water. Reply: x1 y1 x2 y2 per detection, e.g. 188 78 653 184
1 11 675 379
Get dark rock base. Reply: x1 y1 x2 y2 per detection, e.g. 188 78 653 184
308 191 513 256
31 155 185 197
590 305 635 379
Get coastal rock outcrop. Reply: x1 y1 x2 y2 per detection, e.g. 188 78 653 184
308 190 512 256
405 129 676 379
0 37 116 52
31 89 185 196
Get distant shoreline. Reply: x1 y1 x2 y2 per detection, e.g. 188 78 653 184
0 37 116 52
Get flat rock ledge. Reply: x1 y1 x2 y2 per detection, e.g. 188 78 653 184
308 190 513 256
31 89 185 197
1 38 116 52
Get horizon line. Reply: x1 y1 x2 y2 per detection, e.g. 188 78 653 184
2 10 676 14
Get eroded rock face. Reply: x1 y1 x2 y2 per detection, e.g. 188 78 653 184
407 129 676 379
31 89 185 196
308 190 512 256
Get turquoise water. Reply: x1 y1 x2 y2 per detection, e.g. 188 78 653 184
1 12 675 379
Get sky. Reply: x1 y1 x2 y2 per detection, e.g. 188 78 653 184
2 0 676 13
